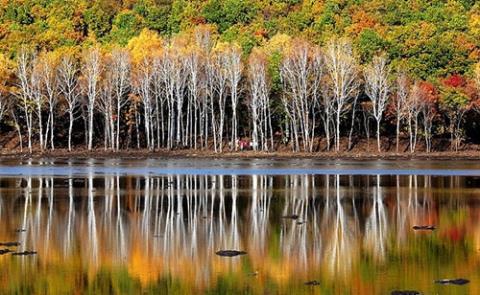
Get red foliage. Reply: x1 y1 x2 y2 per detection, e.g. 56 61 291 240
418 81 438 104
442 74 466 88
463 79 479 110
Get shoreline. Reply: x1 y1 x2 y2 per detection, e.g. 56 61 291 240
1 148 480 161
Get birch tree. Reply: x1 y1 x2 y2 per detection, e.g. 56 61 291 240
364 55 390 152
81 47 102 150
98 70 114 150
323 38 359 151
248 49 272 151
152 54 165 148
38 53 59 150
110 49 130 150
421 97 436 153
15 49 34 152
205 52 220 151
213 49 229 152
406 82 422 153
185 45 205 149
57 54 80 151
134 57 154 150
394 73 409 152
223 44 242 150
31 60 45 151
418 83 437 153
172 50 187 148
108 49 131 151
280 40 318 152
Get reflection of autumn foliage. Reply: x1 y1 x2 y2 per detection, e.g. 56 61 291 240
441 226 465 242
2 174 480 294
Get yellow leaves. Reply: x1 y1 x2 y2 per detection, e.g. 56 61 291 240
127 29 164 64
169 34 190 52
213 41 241 55
248 47 268 71
52 46 80 61
473 63 480 85
262 33 292 55
0 53 14 94
468 12 480 39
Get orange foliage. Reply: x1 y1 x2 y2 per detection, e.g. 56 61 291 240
347 10 377 35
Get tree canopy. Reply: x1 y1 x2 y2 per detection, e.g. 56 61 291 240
0 0 478 79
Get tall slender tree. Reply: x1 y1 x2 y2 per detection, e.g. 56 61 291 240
81 47 103 151
15 49 34 152
57 54 80 152
364 55 391 152
323 38 359 152
394 73 409 152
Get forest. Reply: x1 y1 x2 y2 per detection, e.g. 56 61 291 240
1 0 480 153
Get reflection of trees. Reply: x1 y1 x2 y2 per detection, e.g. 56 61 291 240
364 175 387 262
64 178 75 257
249 175 271 259
280 174 311 270
323 175 359 278
397 175 438 247
87 173 99 268
0 170 475 293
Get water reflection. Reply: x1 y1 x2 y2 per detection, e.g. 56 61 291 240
0 171 479 294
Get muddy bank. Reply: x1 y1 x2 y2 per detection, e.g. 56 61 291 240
2 135 480 160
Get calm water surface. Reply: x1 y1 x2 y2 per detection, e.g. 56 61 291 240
1 159 480 294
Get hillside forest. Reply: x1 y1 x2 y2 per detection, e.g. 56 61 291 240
1 0 480 153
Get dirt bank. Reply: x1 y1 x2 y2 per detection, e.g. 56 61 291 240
2 137 480 161
1 148 480 161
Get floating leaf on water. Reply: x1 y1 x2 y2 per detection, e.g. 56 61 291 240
304 280 320 286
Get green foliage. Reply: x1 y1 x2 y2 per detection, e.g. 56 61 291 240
134 0 172 34
108 10 145 46
168 0 187 33
202 0 257 32
3 3 34 25
221 25 259 54
84 2 116 39
440 87 470 110
356 29 387 63
0 0 477 81
268 50 282 93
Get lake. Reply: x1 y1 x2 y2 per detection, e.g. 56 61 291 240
0 158 480 294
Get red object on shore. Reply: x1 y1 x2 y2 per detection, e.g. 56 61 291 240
238 139 251 151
